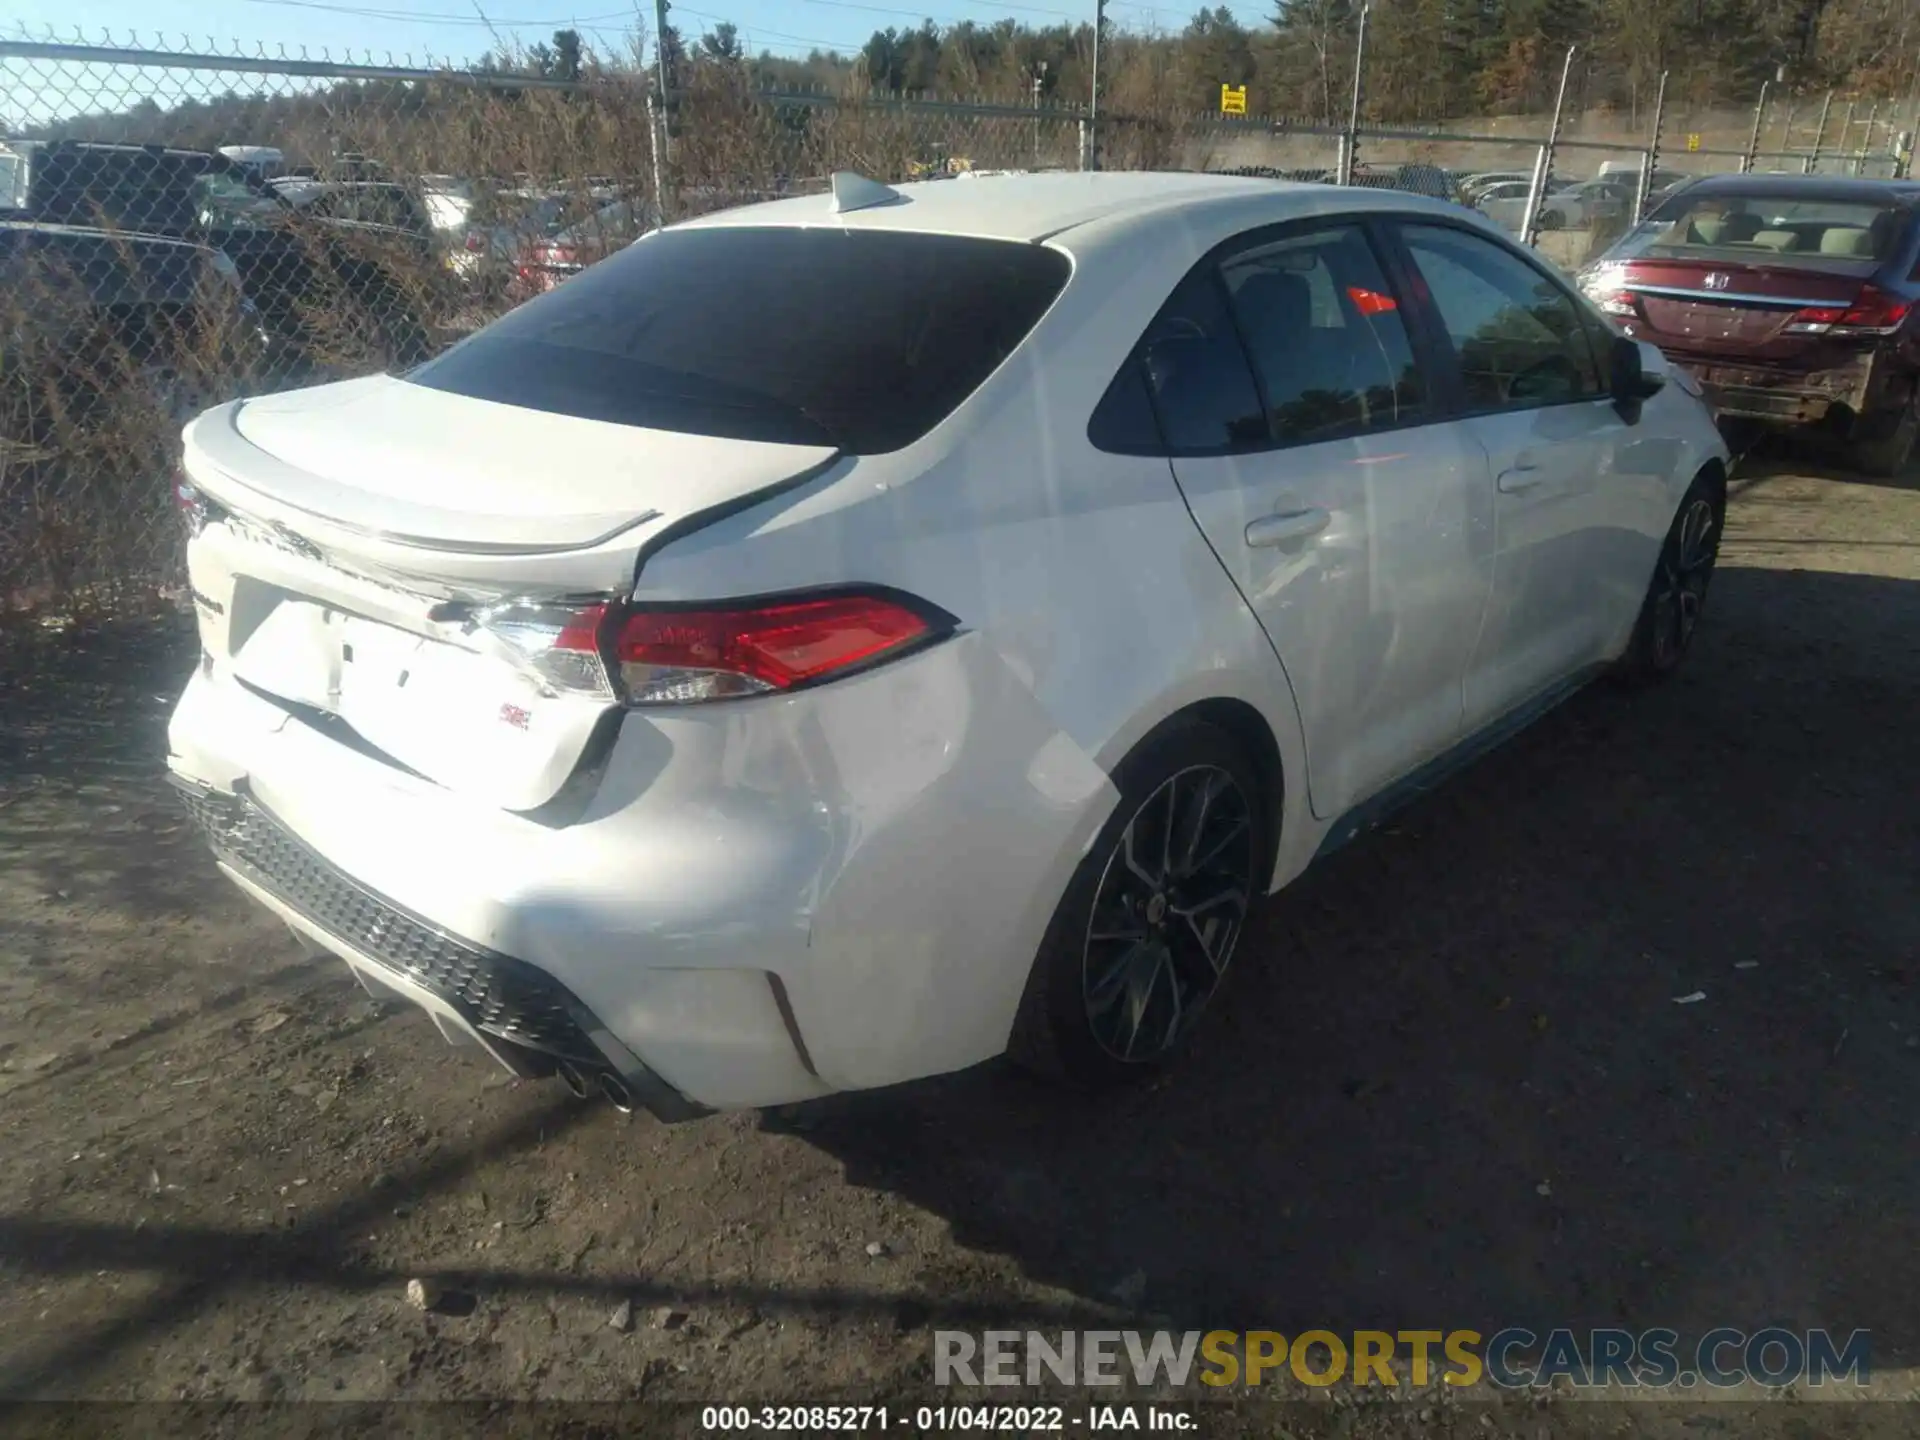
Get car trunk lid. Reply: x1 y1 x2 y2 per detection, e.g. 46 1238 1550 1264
180 377 840 812
1611 259 1873 365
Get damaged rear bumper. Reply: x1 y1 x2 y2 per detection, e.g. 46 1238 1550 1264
171 774 708 1122
1678 352 1895 430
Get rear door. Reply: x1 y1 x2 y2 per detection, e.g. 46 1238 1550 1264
1388 221 1641 729
1152 219 1494 820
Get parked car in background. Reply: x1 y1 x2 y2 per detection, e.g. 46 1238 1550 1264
1458 170 1538 205
419 174 475 234
167 170 1727 1116
6 140 436 378
2 217 270 437
1473 179 1538 231
271 178 437 246
217 145 286 182
508 195 661 298
1350 163 1464 204
452 188 597 300
1480 175 1635 232
1580 174 1920 474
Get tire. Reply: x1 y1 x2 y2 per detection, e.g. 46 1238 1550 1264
1009 719 1270 1087
1538 209 1565 231
1618 472 1724 684
1848 395 1919 478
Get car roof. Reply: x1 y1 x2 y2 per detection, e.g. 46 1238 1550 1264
671 170 1343 242
1676 172 1920 206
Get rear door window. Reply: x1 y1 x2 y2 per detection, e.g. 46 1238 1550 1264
1219 223 1428 444
409 226 1070 454
1131 267 1267 455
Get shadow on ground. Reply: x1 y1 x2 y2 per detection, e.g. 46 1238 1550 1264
783 564 1920 1357
0 612 207 921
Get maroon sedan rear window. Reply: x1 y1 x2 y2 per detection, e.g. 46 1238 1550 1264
1617 195 1910 270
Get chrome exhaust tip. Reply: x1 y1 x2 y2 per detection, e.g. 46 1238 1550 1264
599 1071 635 1114
558 1062 590 1099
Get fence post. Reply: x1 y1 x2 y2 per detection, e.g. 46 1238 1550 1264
1856 101 1878 175
1634 68 1667 225
1522 44 1576 248
1900 64 1920 178
1833 97 1856 174
1802 88 1834 174
1742 80 1769 173
1337 3 1369 185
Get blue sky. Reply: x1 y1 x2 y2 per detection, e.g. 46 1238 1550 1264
9 0 1209 70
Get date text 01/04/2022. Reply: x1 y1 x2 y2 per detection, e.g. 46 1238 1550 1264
699 1404 1198 1430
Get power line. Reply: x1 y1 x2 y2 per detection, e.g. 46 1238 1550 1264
239 0 641 27
672 5 855 51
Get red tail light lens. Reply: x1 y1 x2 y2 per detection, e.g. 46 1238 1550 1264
486 590 952 706
1786 286 1913 336
173 470 219 536
611 592 946 704
463 231 486 252
1836 285 1912 334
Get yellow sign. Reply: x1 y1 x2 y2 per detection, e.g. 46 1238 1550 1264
1686 132 1701 152
1220 84 1247 117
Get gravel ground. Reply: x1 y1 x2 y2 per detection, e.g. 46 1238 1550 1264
2 443 1917 1438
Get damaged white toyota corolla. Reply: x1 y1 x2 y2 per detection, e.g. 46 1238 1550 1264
168 171 1729 1117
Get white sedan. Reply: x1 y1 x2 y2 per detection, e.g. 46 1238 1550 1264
167 171 1728 1115
1479 177 1635 233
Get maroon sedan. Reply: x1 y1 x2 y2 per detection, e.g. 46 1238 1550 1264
1578 174 1920 475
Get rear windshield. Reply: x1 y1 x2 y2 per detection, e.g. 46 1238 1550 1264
1616 193 1910 270
408 226 1072 454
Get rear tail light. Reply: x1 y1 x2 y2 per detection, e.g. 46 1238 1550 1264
463 231 486 252
1785 285 1913 336
476 589 953 706
173 470 221 537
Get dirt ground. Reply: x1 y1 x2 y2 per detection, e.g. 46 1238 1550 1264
2 443 1918 1438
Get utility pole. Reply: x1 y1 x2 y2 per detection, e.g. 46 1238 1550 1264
1087 0 1106 171
1031 59 1048 165
653 0 673 124
652 0 675 217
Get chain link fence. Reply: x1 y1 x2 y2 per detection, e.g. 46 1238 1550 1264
3 32 1915 617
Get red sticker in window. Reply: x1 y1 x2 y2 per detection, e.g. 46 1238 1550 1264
1346 286 1399 316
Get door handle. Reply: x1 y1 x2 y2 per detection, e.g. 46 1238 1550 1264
1245 506 1332 548
1497 461 1545 494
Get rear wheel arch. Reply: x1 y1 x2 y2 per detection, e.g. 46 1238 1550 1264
1112 697 1286 885
1696 455 1728 504
1010 704 1279 1082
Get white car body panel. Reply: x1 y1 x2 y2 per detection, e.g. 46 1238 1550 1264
167 172 1728 1112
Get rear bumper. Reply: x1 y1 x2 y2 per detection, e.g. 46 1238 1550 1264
1677 352 1892 429
172 774 706 1121
166 635 1112 1112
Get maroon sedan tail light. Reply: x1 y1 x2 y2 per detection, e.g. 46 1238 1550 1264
1785 285 1913 337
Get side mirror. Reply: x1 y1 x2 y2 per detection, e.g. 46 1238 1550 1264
1610 334 1666 418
